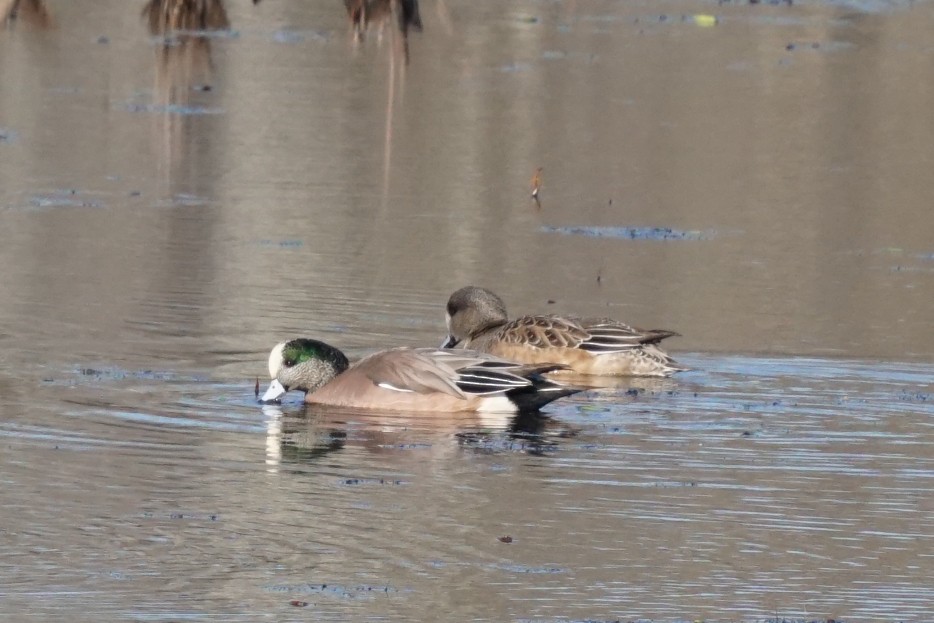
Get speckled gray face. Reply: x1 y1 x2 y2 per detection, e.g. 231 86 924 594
261 338 352 402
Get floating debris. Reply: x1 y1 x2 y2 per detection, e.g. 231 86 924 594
692 14 718 26
530 167 542 200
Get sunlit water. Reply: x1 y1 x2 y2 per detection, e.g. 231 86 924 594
1 0 933 621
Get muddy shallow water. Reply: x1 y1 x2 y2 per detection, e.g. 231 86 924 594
1 0 933 621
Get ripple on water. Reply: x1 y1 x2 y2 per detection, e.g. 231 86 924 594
2 354 933 621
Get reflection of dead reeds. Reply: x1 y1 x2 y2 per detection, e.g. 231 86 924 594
344 0 421 63
141 0 230 105
1 0 52 29
345 0 421 38
142 0 229 36
141 0 230 191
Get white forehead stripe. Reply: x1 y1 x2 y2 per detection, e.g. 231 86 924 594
268 342 286 379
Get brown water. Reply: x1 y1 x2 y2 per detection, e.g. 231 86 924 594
1 0 933 621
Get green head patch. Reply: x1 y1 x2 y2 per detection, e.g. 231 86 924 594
282 339 350 371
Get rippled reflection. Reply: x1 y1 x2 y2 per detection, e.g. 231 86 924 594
143 0 228 35
142 0 229 105
344 0 421 62
139 0 229 194
263 401 540 468
345 0 422 36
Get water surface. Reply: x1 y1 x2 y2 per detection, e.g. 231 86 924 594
1 0 933 621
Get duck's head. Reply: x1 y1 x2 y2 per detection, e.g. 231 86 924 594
441 286 509 348
261 339 351 402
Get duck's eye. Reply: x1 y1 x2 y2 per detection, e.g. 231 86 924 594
284 358 296 367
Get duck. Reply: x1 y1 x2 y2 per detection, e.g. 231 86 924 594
261 338 581 412
441 286 685 377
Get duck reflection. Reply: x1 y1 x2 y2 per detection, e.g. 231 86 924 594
1 0 52 29
455 411 581 457
262 403 577 470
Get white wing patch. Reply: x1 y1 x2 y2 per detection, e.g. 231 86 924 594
377 382 416 393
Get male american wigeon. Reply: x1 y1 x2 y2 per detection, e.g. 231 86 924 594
261 338 581 412
441 286 685 377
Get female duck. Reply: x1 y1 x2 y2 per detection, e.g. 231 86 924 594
441 286 684 377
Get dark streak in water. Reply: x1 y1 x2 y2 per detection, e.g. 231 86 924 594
264 582 399 598
123 102 224 115
256 239 304 248
27 192 104 210
490 563 566 574
339 477 407 486
272 29 330 44
152 194 211 208
542 225 713 240
148 29 240 44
